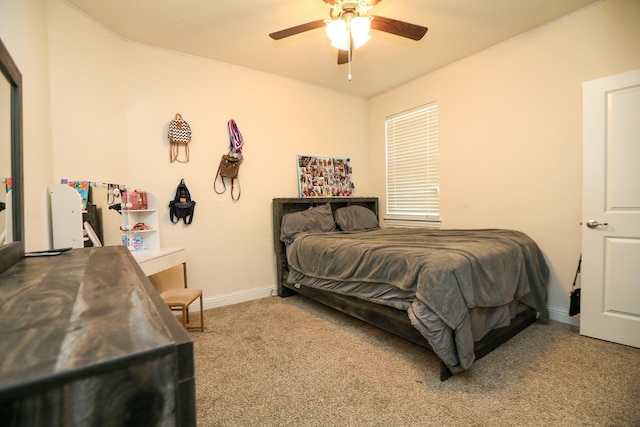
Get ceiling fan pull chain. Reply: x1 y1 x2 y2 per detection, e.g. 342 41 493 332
348 30 353 81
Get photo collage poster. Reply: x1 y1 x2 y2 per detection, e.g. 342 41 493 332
297 155 354 197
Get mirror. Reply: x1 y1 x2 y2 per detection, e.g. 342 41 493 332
0 37 24 274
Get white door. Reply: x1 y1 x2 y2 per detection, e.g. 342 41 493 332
581 69 640 348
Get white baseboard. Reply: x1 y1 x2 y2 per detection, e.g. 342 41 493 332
189 285 277 312
547 305 580 326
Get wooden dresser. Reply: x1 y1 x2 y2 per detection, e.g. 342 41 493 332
0 246 196 426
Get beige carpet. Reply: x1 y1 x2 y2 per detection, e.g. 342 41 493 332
188 296 640 426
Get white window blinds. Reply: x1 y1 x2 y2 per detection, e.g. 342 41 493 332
385 103 440 221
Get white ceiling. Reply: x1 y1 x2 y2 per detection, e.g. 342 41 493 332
62 0 600 98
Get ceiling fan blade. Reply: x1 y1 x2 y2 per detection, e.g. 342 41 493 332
337 49 348 65
370 16 428 41
269 20 326 40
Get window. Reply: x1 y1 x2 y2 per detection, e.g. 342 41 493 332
385 103 440 225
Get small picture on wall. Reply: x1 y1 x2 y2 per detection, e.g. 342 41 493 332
297 154 354 197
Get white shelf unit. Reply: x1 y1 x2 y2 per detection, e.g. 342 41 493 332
50 184 85 249
120 191 160 251
51 184 161 251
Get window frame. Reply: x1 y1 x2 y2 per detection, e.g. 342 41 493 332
384 102 440 227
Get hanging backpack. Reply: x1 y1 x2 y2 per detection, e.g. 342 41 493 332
214 119 244 201
169 179 196 224
168 113 192 163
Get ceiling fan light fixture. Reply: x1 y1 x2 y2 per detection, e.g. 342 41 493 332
326 19 348 50
325 16 371 51
350 16 372 48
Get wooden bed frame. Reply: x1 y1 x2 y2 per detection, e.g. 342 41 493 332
272 197 539 380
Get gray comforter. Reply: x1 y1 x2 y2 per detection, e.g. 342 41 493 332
286 228 549 373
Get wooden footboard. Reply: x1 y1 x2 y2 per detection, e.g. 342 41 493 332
286 281 538 381
284 281 429 347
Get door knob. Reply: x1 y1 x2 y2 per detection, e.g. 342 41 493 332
586 220 608 229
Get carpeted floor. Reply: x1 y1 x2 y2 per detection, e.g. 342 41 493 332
188 296 640 426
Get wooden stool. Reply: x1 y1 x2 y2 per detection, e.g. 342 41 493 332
160 288 204 332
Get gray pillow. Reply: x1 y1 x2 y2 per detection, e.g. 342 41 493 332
280 203 336 245
335 205 379 231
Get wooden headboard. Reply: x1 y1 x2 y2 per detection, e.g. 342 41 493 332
272 197 379 297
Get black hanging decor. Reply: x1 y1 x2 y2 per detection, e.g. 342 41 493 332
169 179 196 225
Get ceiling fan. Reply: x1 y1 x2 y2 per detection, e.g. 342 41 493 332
269 0 428 68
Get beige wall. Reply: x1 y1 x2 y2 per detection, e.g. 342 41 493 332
47 0 128 184
45 1 370 305
369 0 640 323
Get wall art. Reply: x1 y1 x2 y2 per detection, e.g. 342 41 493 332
297 154 353 197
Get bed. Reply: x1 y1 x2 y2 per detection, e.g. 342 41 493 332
272 197 549 380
